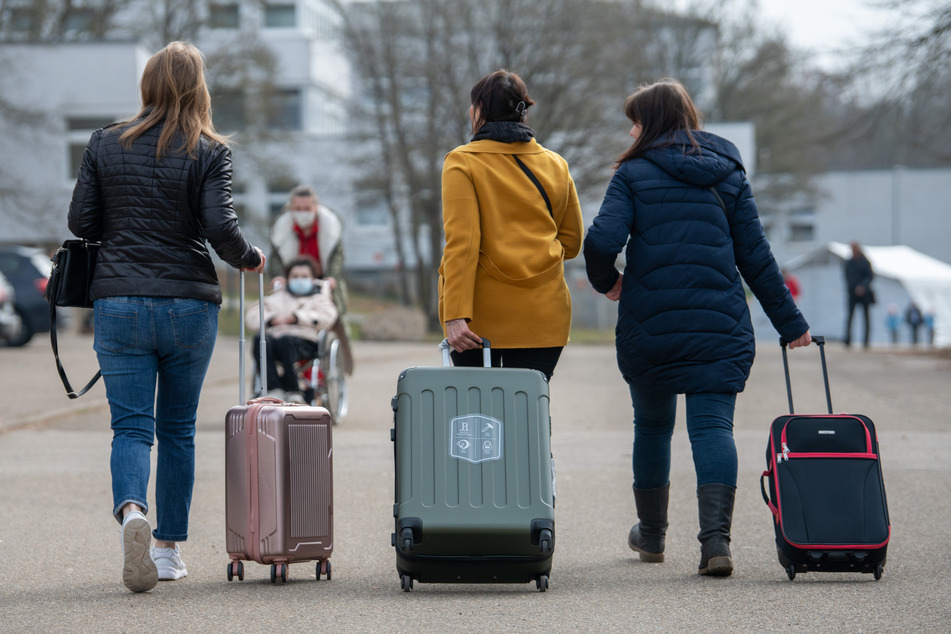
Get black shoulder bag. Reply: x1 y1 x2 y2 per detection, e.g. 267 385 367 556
45 239 102 398
513 155 554 218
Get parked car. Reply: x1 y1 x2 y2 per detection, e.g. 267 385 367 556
0 270 20 345
0 245 52 346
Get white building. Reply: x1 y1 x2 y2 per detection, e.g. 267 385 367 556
0 0 357 259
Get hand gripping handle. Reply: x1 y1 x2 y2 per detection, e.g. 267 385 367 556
779 335 832 415
439 337 491 367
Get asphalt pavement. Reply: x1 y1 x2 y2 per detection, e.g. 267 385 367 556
1 330 949 632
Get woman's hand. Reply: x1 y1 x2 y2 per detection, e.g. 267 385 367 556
787 331 812 349
243 246 266 273
446 319 483 352
606 274 623 301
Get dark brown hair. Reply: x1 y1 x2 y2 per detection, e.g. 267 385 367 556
285 256 321 279
615 79 703 167
469 69 535 130
118 41 229 158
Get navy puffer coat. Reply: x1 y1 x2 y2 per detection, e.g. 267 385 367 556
584 131 808 393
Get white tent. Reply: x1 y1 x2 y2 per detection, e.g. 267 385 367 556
749 242 951 347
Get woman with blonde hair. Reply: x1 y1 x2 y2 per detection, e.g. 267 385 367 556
584 79 810 576
68 41 265 592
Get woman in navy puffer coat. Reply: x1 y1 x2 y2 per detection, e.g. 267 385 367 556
584 79 810 578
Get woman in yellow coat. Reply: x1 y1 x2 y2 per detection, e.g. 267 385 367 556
439 69 584 380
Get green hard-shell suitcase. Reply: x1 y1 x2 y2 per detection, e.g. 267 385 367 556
391 340 555 592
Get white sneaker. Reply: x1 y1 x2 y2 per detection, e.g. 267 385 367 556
121 511 158 592
152 546 188 580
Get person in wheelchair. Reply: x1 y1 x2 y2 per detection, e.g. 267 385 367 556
246 257 337 403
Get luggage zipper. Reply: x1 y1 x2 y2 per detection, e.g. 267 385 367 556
781 442 790 462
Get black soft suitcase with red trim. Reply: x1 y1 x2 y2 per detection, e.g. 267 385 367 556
761 336 890 580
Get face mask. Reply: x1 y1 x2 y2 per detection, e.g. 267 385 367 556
287 278 313 296
292 211 316 228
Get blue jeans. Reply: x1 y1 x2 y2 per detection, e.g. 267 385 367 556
628 387 737 489
94 297 219 542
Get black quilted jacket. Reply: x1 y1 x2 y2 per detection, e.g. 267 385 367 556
67 120 260 305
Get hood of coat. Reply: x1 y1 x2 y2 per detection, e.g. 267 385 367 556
641 130 745 188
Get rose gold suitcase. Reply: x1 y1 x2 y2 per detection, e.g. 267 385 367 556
225 271 333 583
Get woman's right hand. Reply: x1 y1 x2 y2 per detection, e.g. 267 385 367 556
243 246 266 273
606 274 623 301
787 331 812 349
446 319 483 352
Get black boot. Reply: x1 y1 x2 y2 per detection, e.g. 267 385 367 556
697 483 736 576
628 484 669 563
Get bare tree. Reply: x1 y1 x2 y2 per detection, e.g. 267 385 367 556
339 0 668 329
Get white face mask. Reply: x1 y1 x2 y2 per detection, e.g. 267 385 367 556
287 278 313 296
291 210 316 228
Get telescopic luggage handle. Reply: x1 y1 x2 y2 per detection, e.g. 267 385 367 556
779 335 832 415
439 337 491 368
238 270 268 404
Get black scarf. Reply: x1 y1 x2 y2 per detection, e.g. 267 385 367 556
471 121 535 143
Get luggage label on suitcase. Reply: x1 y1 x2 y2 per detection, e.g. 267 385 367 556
764 415 890 550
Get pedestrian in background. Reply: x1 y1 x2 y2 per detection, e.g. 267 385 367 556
270 185 348 316
439 69 584 380
844 241 874 348
885 303 901 344
68 41 265 593
584 79 810 577
905 301 924 345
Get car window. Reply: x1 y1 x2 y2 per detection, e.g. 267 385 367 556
28 251 52 277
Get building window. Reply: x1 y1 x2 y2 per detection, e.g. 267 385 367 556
209 3 240 29
211 89 244 134
789 223 815 242
68 142 87 178
267 89 303 131
355 190 389 226
64 8 95 34
265 4 296 28
66 116 119 179
9 8 37 32
67 117 116 131
788 208 815 243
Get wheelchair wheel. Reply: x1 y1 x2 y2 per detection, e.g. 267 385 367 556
323 333 349 423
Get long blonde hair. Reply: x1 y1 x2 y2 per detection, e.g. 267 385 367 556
119 41 229 158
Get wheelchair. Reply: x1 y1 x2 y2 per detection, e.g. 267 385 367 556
294 320 353 424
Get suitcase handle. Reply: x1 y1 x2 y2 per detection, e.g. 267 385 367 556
239 270 268 404
760 470 779 520
439 337 491 368
779 335 832 415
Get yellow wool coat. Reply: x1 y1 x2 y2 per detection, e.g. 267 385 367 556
438 138 584 348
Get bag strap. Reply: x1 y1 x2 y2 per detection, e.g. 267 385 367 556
708 185 729 219
49 301 101 399
513 155 553 218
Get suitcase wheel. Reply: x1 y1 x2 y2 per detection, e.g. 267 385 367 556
317 559 332 581
271 563 288 583
874 564 883 581
535 575 549 592
539 528 553 555
400 574 413 592
786 565 796 581
226 560 244 581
